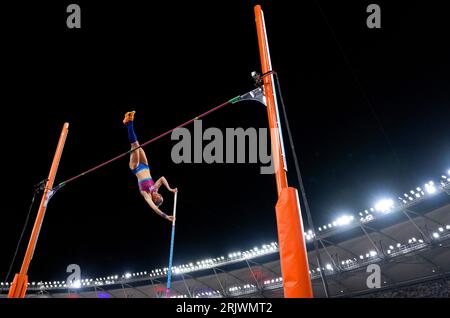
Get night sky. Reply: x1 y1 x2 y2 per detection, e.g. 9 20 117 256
1 1 449 283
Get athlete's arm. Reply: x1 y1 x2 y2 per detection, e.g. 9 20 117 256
155 176 177 193
142 192 174 222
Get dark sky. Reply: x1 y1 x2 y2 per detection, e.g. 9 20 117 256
1 1 449 283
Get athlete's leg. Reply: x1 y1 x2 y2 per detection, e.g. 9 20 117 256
129 141 140 170
138 148 149 165
124 111 141 170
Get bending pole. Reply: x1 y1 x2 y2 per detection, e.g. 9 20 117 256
254 5 313 298
165 191 178 298
8 123 69 298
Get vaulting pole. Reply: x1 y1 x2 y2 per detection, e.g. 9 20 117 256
166 191 178 298
254 5 313 298
8 123 69 298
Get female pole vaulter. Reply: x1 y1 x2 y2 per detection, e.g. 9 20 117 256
123 111 177 222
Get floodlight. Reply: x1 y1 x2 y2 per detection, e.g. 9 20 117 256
425 182 436 194
336 215 353 226
375 199 394 213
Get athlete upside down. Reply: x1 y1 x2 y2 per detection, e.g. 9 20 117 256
123 111 177 222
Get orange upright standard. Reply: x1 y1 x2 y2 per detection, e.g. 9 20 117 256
8 123 69 298
254 5 313 298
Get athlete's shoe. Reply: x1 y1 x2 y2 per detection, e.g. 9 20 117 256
123 111 136 125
